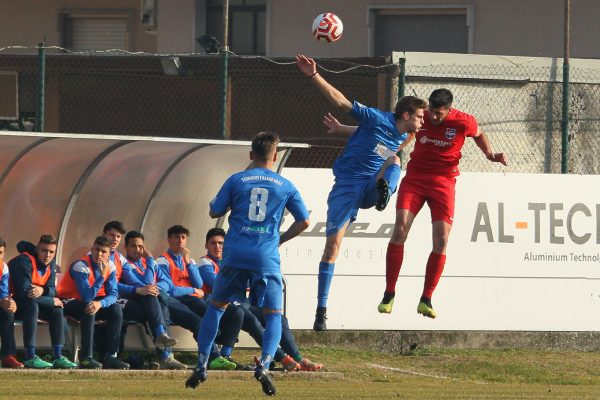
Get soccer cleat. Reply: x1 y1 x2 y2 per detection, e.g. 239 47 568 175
226 357 253 371
103 356 130 370
313 308 327 331
299 357 323 372
254 358 276 396
79 357 102 369
378 298 395 314
375 178 391 211
208 355 236 370
417 299 437 319
52 355 77 369
185 367 207 389
154 332 178 350
160 354 188 370
280 355 300 372
1 355 24 369
24 355 53 369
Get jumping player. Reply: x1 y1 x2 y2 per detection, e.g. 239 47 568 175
185 131 310 396
323 89 507 318
380 88 507 317
295 54 426 331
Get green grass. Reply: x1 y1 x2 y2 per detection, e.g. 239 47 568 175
1 347 600 399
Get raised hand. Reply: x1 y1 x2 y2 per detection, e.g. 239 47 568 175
296 54 317 77
322 112 342 134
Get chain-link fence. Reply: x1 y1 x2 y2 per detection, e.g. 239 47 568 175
1 46 599 173
402 60 600 174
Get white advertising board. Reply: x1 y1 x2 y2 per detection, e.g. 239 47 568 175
279 168 600 331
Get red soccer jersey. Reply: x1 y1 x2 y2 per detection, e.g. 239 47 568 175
406 108 478 178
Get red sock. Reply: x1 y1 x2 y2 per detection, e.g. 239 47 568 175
422 252 446 299
385 243 404 293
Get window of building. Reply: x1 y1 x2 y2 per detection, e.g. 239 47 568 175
206 0 266 55
60 11 133 52
370 6 473 56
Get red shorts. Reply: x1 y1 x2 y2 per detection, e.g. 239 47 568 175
396 174 457 224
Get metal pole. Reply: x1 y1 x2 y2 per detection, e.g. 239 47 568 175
36 42 45 132
396 57 407 159
398 57 406 98
561 0 570 174
219 0 230 140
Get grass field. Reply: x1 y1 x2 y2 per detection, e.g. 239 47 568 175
1 347 600 399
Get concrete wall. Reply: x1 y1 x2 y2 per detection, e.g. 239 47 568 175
3 1 599 58
0 0 157 52
268 0 600 58
156 0 196 53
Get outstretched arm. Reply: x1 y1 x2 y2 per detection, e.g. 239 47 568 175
473 129 507 165
296 54 352 112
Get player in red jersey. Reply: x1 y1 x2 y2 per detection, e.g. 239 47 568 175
322 88 507 318
378 88 507 318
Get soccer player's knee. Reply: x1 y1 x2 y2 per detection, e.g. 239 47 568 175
26 299 40 313
109 304 123 319
432 235 449 251
323 243 340 261
50 306 63 318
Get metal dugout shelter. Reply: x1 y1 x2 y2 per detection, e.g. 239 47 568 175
0 131 308 269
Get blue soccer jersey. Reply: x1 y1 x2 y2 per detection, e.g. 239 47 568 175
333 101 408 180
209 167 309 273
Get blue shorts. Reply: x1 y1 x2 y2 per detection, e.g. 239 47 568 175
326 176 378 236
211 266 283 311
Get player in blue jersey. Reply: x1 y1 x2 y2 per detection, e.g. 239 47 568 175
185 131 310 396
296 54 427 330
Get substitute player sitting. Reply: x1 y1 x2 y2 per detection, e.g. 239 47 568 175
185 131 310 396
296 53 426 331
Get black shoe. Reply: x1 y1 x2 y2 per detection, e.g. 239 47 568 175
102 356 130 370
185 367 207 389
254 363 276 396
313 307 327 331
375 178 391 211
79 357 102 370
227 357 253 371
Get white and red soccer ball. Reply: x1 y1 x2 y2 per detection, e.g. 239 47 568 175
312 13 343 43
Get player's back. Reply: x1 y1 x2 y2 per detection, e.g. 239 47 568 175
211 167 303 273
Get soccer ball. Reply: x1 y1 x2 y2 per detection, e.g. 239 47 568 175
312 13 343 43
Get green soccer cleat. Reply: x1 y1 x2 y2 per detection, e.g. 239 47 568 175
24 355 53 369
377 297 395 314
417 299 437 319
52 356 77 369
208 356 236 371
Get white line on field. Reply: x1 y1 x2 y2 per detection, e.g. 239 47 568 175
367 363 449 379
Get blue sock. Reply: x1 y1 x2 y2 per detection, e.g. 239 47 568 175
53 345 62 359
160 349 170 361
25 346 35 360
196 304 225 369
260 313 282 368
383 163 401 193
317 262 335 308
220 345 233 358
153 324 166 338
